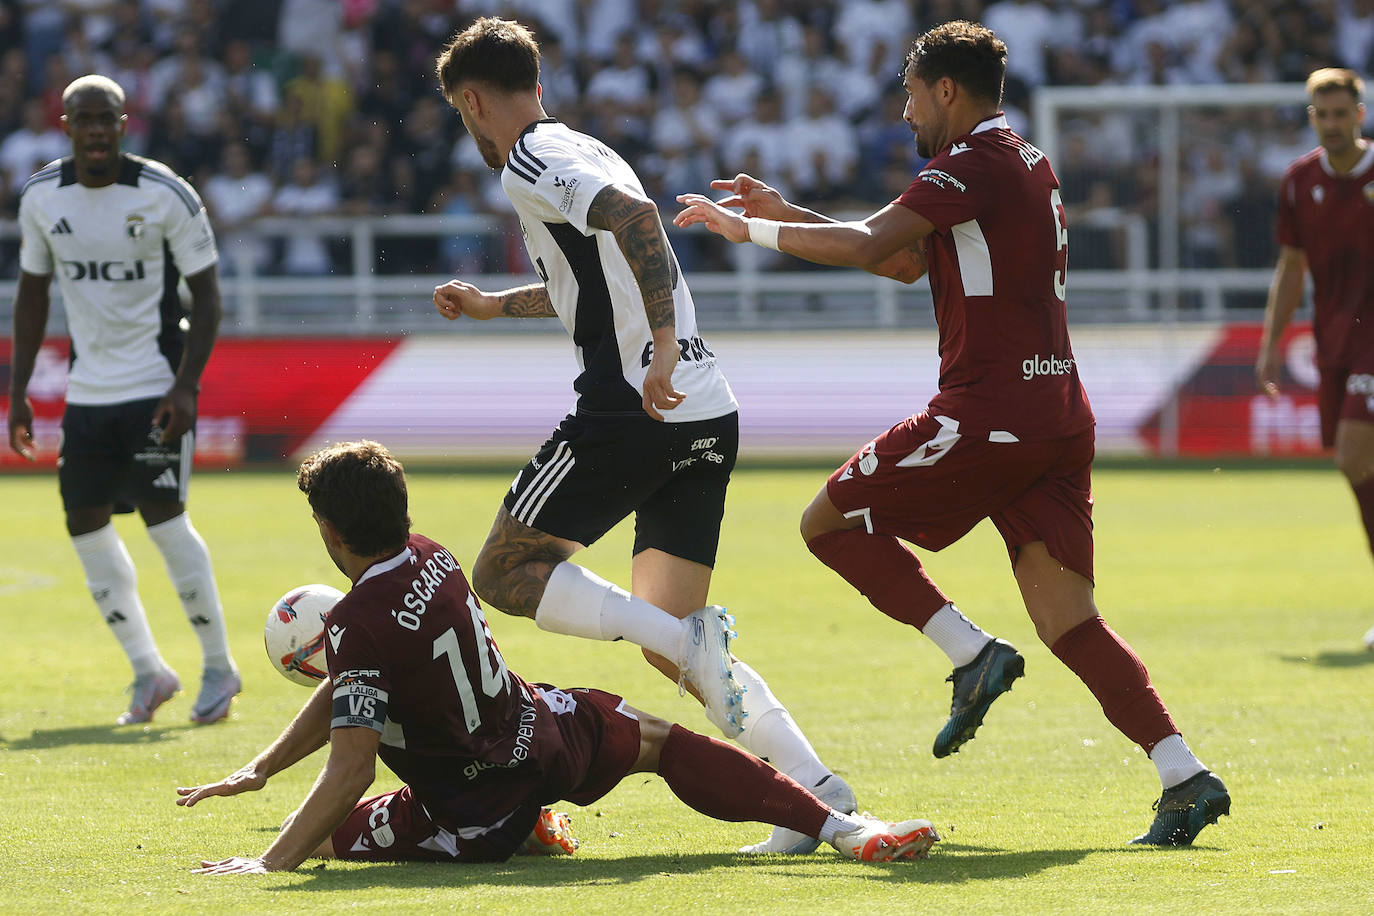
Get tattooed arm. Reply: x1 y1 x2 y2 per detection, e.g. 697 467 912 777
586 183 686 420
434 280 557 320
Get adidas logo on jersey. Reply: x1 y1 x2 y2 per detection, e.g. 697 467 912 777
152 469 178 489
49 217 72 235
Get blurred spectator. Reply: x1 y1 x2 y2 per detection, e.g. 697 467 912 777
787 86 858 201
703 49 763 125
203 141 274 274
266 92 317 183
284 52 353 165
271 156 339 275
0 99 66 196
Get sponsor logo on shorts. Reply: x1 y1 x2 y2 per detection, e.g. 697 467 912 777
1022 353 1074 380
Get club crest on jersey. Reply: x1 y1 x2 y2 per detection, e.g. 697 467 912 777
125 213 146 239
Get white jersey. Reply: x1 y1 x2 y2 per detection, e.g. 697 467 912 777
18 154 219 406
501 119 736 421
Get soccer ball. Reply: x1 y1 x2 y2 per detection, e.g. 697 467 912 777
265 584 344 686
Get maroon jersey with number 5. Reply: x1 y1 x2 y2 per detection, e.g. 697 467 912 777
324 534 564 822
1276 146 1374 372
893 114 1094 442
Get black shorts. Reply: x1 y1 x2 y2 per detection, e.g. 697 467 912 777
60 398 193 513
503 411 738 567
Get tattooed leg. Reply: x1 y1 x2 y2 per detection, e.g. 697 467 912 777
470 507 581 618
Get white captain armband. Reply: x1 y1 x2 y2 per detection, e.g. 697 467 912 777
331 682 389 732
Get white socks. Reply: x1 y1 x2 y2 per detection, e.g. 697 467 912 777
734 660 830 788
146 513 235 672
921 602 992 667
1150 733 1206 789
818 810 866 845
534 562 684 659
71 524 165 678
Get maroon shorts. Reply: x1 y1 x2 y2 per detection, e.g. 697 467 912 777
826 412 1096 583
1317 368 1374 448
331 687 641 863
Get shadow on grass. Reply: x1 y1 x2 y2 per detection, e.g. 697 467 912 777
1278 650 1374 668
261 845 1098 891
0 722 193 748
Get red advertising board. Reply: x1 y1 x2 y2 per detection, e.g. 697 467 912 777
1139 323 1322 457
0 338 400 468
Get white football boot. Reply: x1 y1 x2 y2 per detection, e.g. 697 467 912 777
1364 623 1374 650
740 774 858 854
677 606 746 738
831 815 940 862
116 667 181 725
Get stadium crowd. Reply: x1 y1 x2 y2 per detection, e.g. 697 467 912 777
0 0 1368 276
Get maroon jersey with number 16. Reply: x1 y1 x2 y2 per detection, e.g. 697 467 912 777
894 114 1094 442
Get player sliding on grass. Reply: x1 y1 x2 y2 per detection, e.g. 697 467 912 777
428 17 858 854
675 20 1229 846
175 440 938 871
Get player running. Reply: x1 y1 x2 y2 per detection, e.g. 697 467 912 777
675 20 1229 846
427 18 856 854
1255 68 1374 649
176 440 938 871
6 75 241 725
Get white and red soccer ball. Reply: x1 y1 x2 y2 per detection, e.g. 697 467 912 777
264 584 343 686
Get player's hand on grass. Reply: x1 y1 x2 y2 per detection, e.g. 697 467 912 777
673 193 750 243
155 383 197 444
1255 346 1282 398
192 856 270 875
642 341 685 421
434 279 501 320
706 173 794 220
7 395 36 461
176 764 267 807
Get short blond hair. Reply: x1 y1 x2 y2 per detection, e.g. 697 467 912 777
1306 68 1364 103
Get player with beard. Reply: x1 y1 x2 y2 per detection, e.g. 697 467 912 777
675 20 1229 846
1255 68 1374 648
426 18 858 855
6 75 241 725
176 440 938 871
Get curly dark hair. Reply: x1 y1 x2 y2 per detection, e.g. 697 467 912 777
435 17 540 102
906 20 1007 107
297 440 411 557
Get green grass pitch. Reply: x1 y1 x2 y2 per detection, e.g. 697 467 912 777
1 464 1371 914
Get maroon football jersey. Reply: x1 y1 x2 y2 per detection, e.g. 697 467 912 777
325 534 564 819
1276 145 1374 372
894 114 1094 441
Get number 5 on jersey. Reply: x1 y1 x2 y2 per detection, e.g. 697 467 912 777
1050 188 1068 302
433 593 511 732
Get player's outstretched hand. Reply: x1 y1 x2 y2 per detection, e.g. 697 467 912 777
1255 347 1282 398
673 194 750 243
7 396 36 461
434 279 502 320
642 344 685 421
707 173 794 220
192 856 270 875
176 764 267 807
154 383 197 444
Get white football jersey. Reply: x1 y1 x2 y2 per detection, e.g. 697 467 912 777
501 119 736 422
18 154 219 406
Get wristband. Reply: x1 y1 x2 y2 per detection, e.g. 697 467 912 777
746 218 781 251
